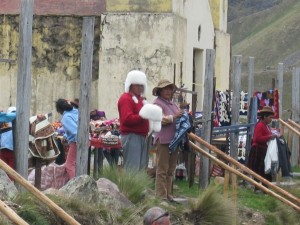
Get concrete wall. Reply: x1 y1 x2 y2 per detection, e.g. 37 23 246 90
98 13 186 118
0 0 219 119
215 31 231 91
106 0 172 12
0 16 100 120
184 0 215 111
209 0 231 92
209 0 228 32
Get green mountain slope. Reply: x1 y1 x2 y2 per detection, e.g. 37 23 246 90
228 0 279 22
228 0 300 72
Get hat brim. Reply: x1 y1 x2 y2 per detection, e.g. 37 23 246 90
152 83 177 96
258 110 274 115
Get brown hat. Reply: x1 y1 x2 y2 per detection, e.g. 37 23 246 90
258 106 274 115
152 79 177 96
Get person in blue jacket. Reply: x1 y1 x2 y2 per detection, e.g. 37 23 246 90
55 99 78 179
0 106 16 172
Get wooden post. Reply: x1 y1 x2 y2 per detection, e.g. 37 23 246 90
231 164 237 225
76 17 95 176
247 57 255 102
188 92 197 187
230 56 241 224
230 55 242 160
199 49 215 189
34 158 42 189
277 63 284 118
15 0 34 190
291 67 300 166
223 170 230 198
245 97 257 166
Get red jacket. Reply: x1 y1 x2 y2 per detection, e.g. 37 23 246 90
252 120 272 149
117 93 149 136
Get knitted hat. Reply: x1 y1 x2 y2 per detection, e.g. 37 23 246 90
7 106 16 113
124 70 147 94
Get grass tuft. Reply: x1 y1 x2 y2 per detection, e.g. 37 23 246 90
187 185 235 225
100 165 153 204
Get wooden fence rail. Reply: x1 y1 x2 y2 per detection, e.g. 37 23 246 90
0 160 80 225
0 199 28 225
188 133 300 210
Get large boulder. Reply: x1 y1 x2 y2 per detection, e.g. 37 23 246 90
59 175 101 204
96 178 134 210
56 175 134 212
0 169 18 200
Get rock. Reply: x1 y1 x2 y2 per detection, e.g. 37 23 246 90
56 175 133 213
96 178 134 210
59 175 101 204
0 169 18 200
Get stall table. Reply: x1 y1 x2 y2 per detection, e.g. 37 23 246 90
88 138 122 178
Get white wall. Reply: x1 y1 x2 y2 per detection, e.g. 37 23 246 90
183 0 215 111
98 13 186 118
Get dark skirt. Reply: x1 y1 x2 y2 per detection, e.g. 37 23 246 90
247 145 271 181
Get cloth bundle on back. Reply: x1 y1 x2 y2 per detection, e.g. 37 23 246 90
28 114 60 162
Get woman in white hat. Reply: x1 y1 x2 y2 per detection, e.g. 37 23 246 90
118 70 150 171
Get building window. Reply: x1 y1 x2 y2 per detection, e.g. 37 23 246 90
198 25 201 41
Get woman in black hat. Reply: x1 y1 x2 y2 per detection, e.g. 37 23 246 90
247 106 277 192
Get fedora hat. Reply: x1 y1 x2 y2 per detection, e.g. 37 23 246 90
258 106 274 115
152 79 177 96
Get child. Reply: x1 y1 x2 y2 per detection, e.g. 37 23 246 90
55 99 78 179
0 107 16 171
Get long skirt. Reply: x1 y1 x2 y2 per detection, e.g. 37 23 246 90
248 145 272 182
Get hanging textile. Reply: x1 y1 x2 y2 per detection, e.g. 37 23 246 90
214 90 231 127
254 89 279 119
239 91 248 116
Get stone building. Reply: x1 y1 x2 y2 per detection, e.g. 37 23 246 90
0 0 230 119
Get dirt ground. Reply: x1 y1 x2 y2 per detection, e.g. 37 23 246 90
239 207 265 225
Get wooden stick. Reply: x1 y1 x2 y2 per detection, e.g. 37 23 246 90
0 199 29 225
288 119 300 130
189 141 300 212
223 170 230 198
188 133 300 206
0 160 80 225
280 119 300 137
231 165 237 225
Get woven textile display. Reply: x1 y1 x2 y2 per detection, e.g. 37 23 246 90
254 89 279 119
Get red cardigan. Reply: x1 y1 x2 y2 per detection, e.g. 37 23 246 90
117 93 149 136
252 120 272 149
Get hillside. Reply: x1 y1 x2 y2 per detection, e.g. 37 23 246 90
228 0 300 72
227 0 300 118
228 0 280 21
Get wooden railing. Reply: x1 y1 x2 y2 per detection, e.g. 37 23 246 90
188 133 300 213
0 160 80 225
279 118 300 167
